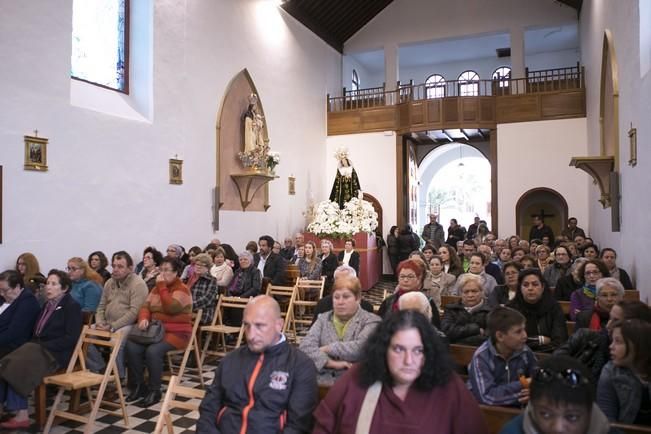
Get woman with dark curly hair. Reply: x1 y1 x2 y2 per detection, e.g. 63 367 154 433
313 310 488 433
88 251 111 283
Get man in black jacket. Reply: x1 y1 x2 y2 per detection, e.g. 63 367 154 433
255 235 287 285
198 295 318 433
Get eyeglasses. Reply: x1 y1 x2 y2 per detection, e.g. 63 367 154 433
398 274 417 280
66 266 80 272
534 368 588 388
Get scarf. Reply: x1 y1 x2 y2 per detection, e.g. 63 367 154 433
589 303 610 331
464 299 485 314
582 284 597 300
34 293 65 336
391 289 407 312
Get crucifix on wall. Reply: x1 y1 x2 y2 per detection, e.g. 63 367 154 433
531 208 554 220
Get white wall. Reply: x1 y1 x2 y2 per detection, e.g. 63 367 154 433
579 0 651 300
497 118 590 239
526 48 580 71
325 132 397 273
345 0 577 54
343 54 384 90
0 0 341 271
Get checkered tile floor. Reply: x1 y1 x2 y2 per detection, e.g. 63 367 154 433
10 278 395 433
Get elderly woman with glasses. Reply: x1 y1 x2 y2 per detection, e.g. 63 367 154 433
569 260 610 321
378 259 441 328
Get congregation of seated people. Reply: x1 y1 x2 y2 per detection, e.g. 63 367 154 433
0 215 648 433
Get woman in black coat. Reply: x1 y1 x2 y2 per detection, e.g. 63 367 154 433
320 240 339 294
507 268 567 353
337 239 360 275
386 226 400 276
0 269 82 429
0 271 41 358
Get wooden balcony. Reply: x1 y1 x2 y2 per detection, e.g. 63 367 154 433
327 65 586 136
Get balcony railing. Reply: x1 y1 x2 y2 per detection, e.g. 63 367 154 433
328 64 584 112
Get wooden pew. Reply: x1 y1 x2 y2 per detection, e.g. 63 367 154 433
559 300 570 316
479 405 521 434
566 321 576 335
612 422 651 433
441 295 461 308
624 289 640 301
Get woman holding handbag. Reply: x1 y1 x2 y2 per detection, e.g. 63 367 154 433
125 257 192 408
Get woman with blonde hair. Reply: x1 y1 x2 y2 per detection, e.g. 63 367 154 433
15 253 45 293
66 257 103 312
299 241 322 280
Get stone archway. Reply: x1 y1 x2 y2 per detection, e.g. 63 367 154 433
515 188 568 240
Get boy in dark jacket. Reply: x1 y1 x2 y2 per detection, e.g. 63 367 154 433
468 306 538 407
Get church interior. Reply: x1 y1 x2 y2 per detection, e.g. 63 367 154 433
0 0 650 432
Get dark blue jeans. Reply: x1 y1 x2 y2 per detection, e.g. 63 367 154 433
125 339 174 392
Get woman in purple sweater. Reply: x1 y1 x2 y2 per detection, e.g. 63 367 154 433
569 260 610 321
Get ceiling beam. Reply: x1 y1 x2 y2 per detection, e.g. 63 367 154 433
441 130 453 142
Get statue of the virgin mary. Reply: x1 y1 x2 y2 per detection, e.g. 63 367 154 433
329 147 361 209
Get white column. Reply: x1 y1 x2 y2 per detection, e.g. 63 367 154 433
384 43 399 93
510 26 526 93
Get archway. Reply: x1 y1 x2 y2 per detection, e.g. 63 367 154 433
515 188 568 240
417 143 491 234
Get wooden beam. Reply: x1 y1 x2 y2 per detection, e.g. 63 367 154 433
442 130 453 142
460 129 470 141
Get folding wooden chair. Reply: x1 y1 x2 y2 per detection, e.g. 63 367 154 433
166 309 204 387
266 284 297 341
43 326 128 434
154 375 205 434
286 264 300 286
199 296 249 364
291 278 325 341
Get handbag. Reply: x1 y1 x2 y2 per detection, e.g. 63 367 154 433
128 320 165 345
0 342 58 397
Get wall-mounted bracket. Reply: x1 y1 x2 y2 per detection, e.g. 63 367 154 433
569 156 615 208
230 172 276 211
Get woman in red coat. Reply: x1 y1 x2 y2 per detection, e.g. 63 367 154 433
313 310 488 434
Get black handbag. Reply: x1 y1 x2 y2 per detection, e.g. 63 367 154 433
127 320 165 345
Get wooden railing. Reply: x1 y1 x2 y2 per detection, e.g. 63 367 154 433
328 64 584 113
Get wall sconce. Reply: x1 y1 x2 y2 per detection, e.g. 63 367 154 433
628 123 637 167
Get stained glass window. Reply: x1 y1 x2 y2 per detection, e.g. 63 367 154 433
71 0 129 92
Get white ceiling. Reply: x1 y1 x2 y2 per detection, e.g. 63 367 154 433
349 23 579 73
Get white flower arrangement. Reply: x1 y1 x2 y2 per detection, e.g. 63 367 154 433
306 198 378 238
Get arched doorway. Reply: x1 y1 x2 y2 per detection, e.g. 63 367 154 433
417 143 492 234
515 188 568 240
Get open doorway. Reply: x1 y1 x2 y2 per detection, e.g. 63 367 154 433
417 143 491 235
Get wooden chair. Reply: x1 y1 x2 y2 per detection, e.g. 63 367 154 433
199 296 249 363
43 326 128 434
153 375 205 434
266 284 297 340
559 300 571 316
291 278 325 341
286 264 300 286
166 309 204 387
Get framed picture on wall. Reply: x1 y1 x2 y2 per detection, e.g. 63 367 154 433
169 158 183 185
24 134 48 171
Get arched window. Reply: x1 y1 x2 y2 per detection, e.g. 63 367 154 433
425 74 445 98
351 69 360 92
458 70 480 96
492 66 511 88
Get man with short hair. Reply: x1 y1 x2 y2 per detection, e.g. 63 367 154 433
561 217 586 241
88 251 148 380
478 244 504 284
255 235 287 285
528 215 554 242
422 214 445 249
462 239 477 272
599 248 633 289
198 296 318 433
467 216 481 240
